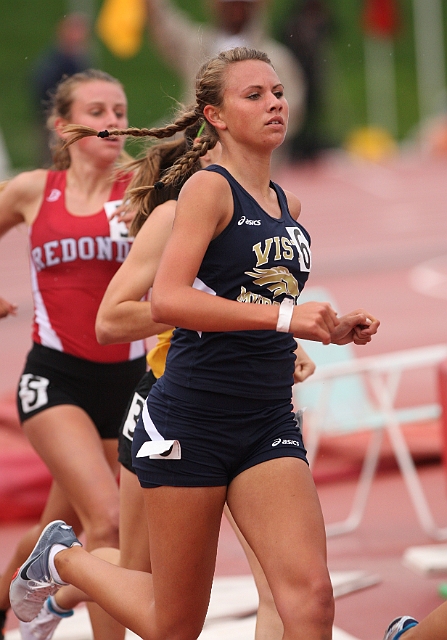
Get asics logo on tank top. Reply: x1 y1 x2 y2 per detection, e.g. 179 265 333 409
238 216 261 226
46 189 62 202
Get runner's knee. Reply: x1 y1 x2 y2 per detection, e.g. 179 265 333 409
81 503 120 550
276 568 334 633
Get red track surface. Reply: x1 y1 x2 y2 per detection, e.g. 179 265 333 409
1 149 447 639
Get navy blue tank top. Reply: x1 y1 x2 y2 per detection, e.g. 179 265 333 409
163 165 311 401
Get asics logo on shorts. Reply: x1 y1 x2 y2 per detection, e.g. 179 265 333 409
18 374 50 413
271 438 301 448
238 216 261 226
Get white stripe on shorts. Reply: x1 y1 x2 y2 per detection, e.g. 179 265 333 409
137 400 181 459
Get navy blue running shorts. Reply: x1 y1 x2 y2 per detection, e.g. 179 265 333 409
132 377 308 488
17 343 146 439
118 369 157 472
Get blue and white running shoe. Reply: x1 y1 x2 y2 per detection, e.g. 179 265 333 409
19 596 74 640
383 616 418 639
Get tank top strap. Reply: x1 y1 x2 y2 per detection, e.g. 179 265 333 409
204 164 292 222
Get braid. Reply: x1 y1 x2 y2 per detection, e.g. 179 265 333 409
162 134 216 186
62 108 201 150
61 125 99 148
125 124 206 236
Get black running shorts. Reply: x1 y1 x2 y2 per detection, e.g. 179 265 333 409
17 343 146 439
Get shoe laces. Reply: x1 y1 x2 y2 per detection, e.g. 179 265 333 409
23 581 58 603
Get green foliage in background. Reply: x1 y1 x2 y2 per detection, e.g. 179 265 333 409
0 0 444 170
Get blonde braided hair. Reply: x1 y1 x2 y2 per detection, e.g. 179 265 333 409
126 121 204 236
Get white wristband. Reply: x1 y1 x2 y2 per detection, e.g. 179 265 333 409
276 298 294 333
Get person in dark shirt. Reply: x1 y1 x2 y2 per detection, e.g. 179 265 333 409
30 13 92 166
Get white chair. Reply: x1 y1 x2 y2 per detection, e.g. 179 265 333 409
294 286 447 539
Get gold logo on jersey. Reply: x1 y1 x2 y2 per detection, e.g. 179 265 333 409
244 266 300 299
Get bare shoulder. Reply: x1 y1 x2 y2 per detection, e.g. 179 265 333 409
1 169 47 211
135 199 176 242
4 169 47 200
177 169 233 234
147 199 176 226
0 169 48 230
180 168 231 202
283 188 302 220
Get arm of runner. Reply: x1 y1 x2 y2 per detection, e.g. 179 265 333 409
330 309 380 345
108 201 135 229
283 189 302 220
0 170 47 236
0 296 18 319
293 340 316 383
96 200 175 344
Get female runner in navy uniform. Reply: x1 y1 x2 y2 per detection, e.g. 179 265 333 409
24 124 316 640
10 48 379 640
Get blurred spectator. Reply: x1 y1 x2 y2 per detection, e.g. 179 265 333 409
145 0 306 147
281 0 331 160
29 13 92 166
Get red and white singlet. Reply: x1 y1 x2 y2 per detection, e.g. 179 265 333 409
28 170 145 363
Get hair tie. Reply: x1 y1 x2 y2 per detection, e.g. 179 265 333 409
97 130 110 138
197 122 206 138
154 181 165 191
